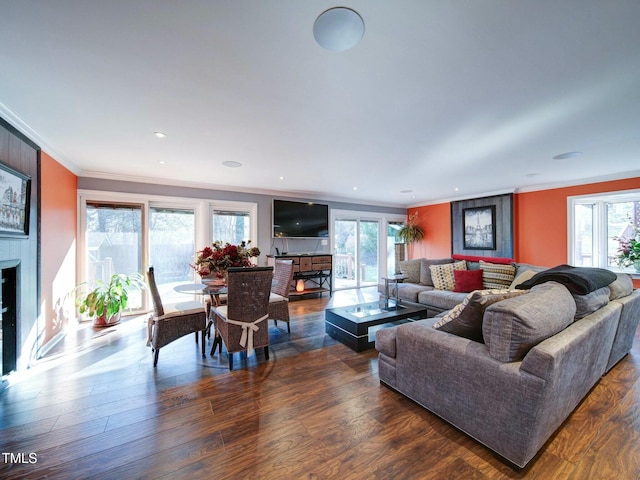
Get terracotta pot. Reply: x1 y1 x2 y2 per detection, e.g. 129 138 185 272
93 311 121 328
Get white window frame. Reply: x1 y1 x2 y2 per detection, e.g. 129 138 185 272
78 190 258 312
209 200 259 247
331 209 406 288
568 188 640 274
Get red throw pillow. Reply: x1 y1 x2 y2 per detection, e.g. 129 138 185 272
454 269 484 293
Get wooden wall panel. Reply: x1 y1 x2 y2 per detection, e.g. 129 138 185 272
451 193 514 258
0 118 40 372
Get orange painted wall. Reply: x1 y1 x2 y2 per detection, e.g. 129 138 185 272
411 177 640 288
41 152 77 347
409 203 451 259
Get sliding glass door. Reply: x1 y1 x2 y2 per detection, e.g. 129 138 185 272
334 219 357 289
359 220 379 285
333 218 380 289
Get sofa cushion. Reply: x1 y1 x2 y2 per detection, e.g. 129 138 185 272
394 283 433 303
430 260 467 290
514 262 547 276
433 289 527 342
509 269 538 289
608 273 634 300
398 259 422 284
454 269 484 293
419 258 454 286
418 290 469 311
573 286 610 320
480 260 516 289
482 281 576 362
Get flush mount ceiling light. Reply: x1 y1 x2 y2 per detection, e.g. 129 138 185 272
313 7 364 52
222 161 242 168
553 151 583 160
153 131 166 138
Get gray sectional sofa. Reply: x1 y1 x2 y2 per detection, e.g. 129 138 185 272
375 256 640 469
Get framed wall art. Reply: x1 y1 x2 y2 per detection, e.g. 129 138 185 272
0 161 31 237
451 193 513 258
463 205 496 250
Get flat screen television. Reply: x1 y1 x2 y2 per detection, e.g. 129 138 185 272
272 199 329 238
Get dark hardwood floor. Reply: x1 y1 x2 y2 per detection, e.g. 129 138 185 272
1 287 639 479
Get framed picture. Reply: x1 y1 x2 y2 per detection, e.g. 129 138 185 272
463 205 496 250
0 161 31 237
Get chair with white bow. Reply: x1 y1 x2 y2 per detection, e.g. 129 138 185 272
210 266 273 370
146 266 207 367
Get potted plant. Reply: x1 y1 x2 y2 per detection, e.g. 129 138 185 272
74 273 146 327
398 212 425 258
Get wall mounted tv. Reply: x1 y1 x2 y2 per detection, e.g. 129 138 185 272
272 199 329 238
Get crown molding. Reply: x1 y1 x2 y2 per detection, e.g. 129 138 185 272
79 171 407 209
0 102 82 175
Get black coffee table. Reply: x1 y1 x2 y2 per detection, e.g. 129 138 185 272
325 300 429 352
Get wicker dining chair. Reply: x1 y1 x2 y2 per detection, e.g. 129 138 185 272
210 266 273 370
269 259 295 333
146 266 207 367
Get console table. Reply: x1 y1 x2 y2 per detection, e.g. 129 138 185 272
267 254 332 297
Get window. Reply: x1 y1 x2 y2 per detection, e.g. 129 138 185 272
387 221 404 275
212 209 250 244
84 202 144 311
149 207 195 304
569 190 640 273
79 191 258 314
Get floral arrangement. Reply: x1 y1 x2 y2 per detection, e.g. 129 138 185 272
192 240 261 278
614 222 640 268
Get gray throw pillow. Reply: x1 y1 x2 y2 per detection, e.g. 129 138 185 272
398 259 421 284
433 289 527 343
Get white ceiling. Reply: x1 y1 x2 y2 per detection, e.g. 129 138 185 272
1 1 639 207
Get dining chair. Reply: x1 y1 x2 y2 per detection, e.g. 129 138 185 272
269 259 295 333
210 266 273 370
146 266 207 367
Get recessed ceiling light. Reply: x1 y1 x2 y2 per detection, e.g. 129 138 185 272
400 189 413 194
353 186 358 191
525 173 540 177
159 160 166 165
454 187 459 192
553 151 583 160
153 131 166 138
314 7 364 52
279 176 285 180
222 161 242 168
